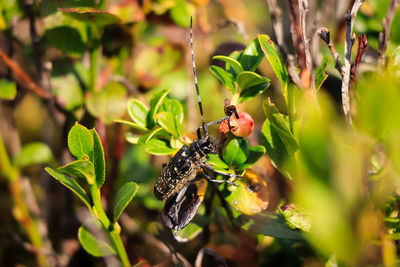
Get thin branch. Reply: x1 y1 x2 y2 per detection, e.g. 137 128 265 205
267 0 303 88
341 0 364 126
300 0 313 81
351 34 368 83
0 48 51 99
288 0 312 89
318 27 344 77
266 0 287 54
378 0 400 68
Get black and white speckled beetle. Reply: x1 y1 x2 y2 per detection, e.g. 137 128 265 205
153 17 239 232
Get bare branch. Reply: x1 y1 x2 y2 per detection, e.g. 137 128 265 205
341 0 365 125
300 0 313 77
267 0 303 88
0 48 52 99
378 0 400 68
351 34 368 83
266 0 287 53
318 27 344 77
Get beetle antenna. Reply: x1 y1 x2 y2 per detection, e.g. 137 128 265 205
190 16 208 138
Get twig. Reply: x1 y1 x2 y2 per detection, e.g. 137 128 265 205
266 0 287 54
341 0 364 126
378 0 400 68
267 0 303 88
0 48 51 99
288 0 312 89
300 0 313 81
318 27 344 77
351 34 368 83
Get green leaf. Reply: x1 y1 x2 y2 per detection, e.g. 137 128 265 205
212 55 244 77
224 138 249 167
0 79 16 100
114 119 148 131
209 65 235 94
90 129 105 188
144 138 176 155
263 99 298 155
78 225 116 257
315 56 330 92
239 145 266 169
279 203 312 232
60 7 120 27
258 34 289 101
237 71 270 102
127 99 148 128
169 0 190 28
147 89 170 129
162 98 184 135
113 182 138 222
58 160 95 185
45 167 91 209
155 112 179 137
44 26 86 55
261 99 298 178
68 122 94 160
235 213 304 240
51 74 84 110
138 128 168 145
207 154 229 170
13 142 53 168
388 45 400 76
240 38 264 72
86 81 127 125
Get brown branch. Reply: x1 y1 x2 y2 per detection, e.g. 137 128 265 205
267 0 303 88
0 48 51 99
288 0 312 89
351 34 368 83
341 0 364 126
378 0 400 68
318 27 344 77
300 0 313 80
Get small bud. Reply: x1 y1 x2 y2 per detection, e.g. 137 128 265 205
218 118 230 134
230 112 254 137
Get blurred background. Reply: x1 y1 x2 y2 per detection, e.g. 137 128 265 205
1 0 400 266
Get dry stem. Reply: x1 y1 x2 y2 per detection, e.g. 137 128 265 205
318 27 344 77
341 0 364 126
378 0 400 67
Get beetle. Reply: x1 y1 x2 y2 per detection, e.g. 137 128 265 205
154 17 239 232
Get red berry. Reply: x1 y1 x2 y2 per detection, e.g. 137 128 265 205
218 118 230 134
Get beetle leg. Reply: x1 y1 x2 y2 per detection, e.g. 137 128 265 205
196 116 230 138
172 183 190 226
201 165 240 187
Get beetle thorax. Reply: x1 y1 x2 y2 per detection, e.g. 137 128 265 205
189 136 219 158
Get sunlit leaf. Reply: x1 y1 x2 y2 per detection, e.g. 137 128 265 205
212 55 244 77
169 0 190 28
0 79 16 100
209 65 235 94
279 203 312 232
240 38 264 72
237 71 270 102
13 142 53 168
58 160 95 185
115 119 148 131
258 34 289 102
156 112 179 137
220 169 269 215
44 26 86 55
68 122 94 160
162 98 184 136
144 138 175 155
60 7 120 27
147 89 170 129
239 145 266 169
127 98 148 128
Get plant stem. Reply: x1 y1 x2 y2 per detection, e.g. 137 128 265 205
287 84 295 134
89 185 131 267
0 135 49 267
